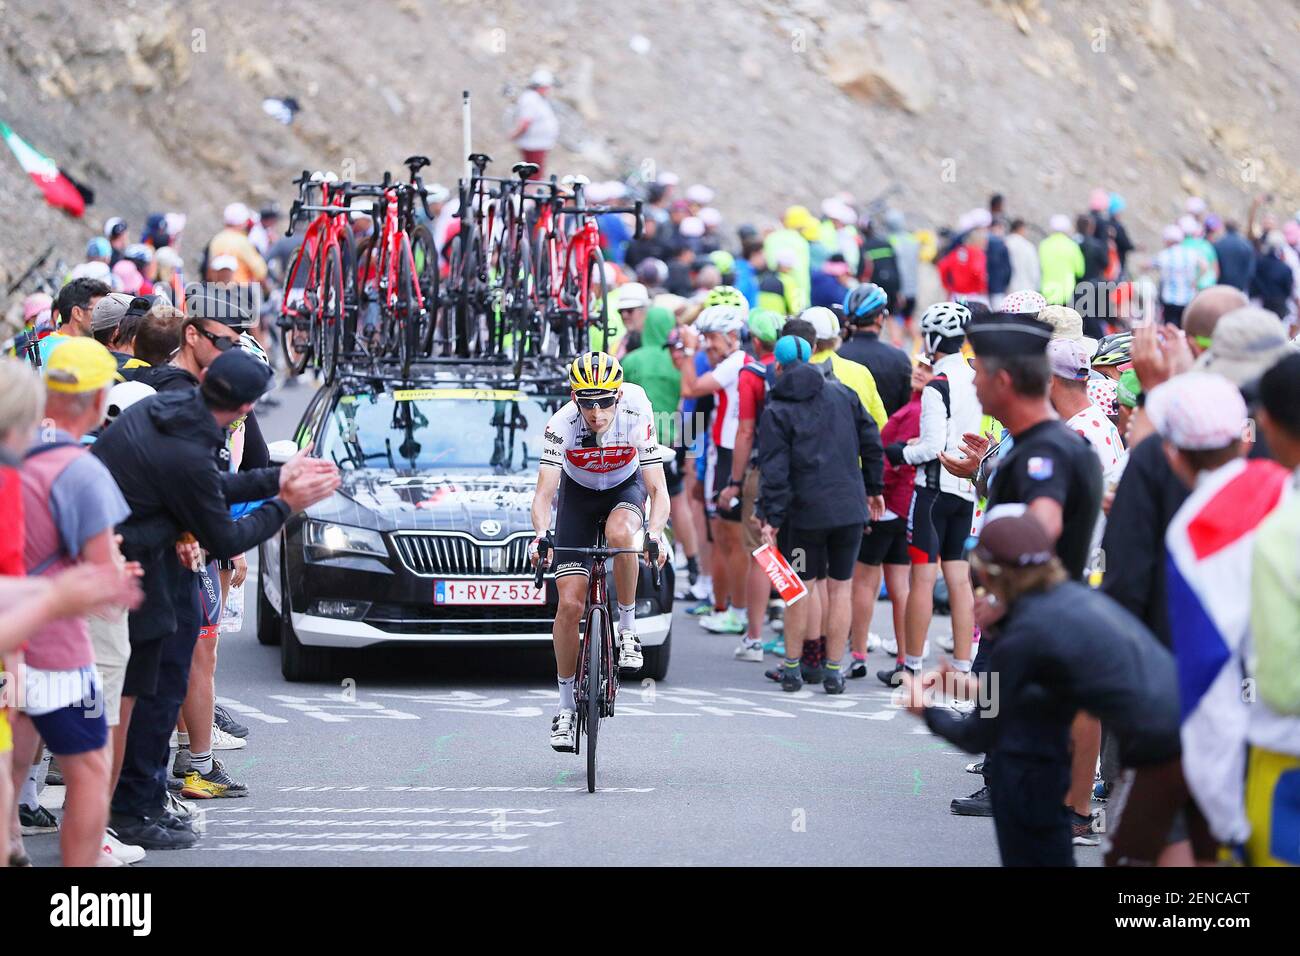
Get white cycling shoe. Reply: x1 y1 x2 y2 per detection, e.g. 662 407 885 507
617 628 643 672
550 709 577 753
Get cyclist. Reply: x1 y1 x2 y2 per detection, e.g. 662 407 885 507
1089 331 1132 381
530 351 670 753
839 282 912 418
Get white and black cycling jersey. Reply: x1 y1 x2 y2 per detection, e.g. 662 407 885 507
539 382 663 491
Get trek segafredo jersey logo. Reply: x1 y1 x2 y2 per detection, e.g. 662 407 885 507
50 886 152 936
565 445 637 473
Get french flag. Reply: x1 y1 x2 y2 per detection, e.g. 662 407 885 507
1165 458 1290 844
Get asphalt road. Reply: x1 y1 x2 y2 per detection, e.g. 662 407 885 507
27 376 1102 867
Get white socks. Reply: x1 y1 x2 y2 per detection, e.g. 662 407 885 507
557 675 576 711
617 602 636 632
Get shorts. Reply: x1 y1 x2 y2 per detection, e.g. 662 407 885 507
122 636 165 699
898 296 917 320
908 486 973 564
553 471 646 579
88 611 130 727
30 698 108 757
1244 745 1300 867
1102 758 1217 866
741 467 762 552
859 517 910 566
788 523 863 582
711 447 740 523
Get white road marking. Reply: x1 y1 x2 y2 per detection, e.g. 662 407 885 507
216 695 289 724
268 693 420 722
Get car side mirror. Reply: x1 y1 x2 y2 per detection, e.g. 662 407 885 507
268 439 299 465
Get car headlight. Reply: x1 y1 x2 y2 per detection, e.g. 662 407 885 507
305 521 388 559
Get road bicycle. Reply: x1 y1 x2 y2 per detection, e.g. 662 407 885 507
281 172 358 383
534 176 643 356
534 528 660 793
442 152 497 358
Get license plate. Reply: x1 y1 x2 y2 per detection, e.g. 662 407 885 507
433 580 546 606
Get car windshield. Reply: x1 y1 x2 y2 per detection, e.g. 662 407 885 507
320 388 566 475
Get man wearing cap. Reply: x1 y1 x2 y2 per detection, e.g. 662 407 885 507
902 513 1179 866
607 281 650 358
1154 224 1211 327
205 203 268 287
946 312 1103 820
91 293 154 368
758 334 885 694
511 69 559 181
104 217 129 266
16 338 135 866
1039 215 1085 306
92 350 340 848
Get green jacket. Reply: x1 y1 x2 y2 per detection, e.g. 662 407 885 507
620 306 680 445
1038 232 1085 305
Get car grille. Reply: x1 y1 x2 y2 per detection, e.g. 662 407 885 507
391 532 532 577
364 601 553 635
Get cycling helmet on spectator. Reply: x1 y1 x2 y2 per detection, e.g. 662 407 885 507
695 304 747 335
843 283 889 324
919 301 971 355
1091 331 1133 367
569 351 623 395
238 332 270 366
702 285 747 311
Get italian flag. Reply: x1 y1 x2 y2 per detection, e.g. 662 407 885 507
1 121 85 217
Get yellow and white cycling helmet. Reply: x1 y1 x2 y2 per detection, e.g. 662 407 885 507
569 350 624 396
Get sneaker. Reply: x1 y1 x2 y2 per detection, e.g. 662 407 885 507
96 848 125 867
211 725 247 751
108 814 198 850
19 804 58 835
823 669 846 695
761 638 785 657
779 664 803 693
166 775 183 793
158 809 195 832
550 709 577 753
800 639 824 684
950 786 993 817
617 627 643 672
686 600 714 617
45 756 64 787
876 661 910 687
102 829 146 865
180 758 249 799
213 704 250 739
866 632 883 653
847 659 868 679
936 632 955 653
1071 811 1100 846
688 576 712 602
702 608 746 634
171 746 192 779
966 760 985 775
165 791 198 820
733 640 764 663
1093 778 1111 802
883 634 898 656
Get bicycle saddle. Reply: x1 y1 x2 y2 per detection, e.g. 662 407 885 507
468 152 492 167
404 155 430 170
512 162 540 178
561 174 591 186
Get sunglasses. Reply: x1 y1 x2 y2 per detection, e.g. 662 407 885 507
200 328 237 352
576 395 617 410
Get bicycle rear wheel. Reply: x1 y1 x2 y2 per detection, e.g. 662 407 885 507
395 236 419 377
281 243 315 375
410 223 439 358
583 606 605 793
583 248 611 355
318 244 344 384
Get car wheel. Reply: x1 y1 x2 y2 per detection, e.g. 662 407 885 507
638 625 671 681
256 553 281 647
279 563 335 682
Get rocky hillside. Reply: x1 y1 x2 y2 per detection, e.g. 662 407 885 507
2 0 1297 298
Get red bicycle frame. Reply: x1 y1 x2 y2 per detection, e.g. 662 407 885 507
282 179 352 324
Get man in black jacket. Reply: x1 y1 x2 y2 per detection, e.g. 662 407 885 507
838 284 912 418
93 350 339 848
758 335 884 694
904 515 1180 867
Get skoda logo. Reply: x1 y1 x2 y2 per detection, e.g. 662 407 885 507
479 520 502 538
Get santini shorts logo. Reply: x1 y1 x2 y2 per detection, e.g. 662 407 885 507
50 886 152 936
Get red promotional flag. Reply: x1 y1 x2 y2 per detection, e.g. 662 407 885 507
751 543 808 606
1 121 85 217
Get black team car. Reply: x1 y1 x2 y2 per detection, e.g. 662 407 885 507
257 370 674 681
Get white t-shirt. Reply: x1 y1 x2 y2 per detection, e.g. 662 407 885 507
1068 404 1128 574
515 89 559 151
708 350 746 451
540 383 662 490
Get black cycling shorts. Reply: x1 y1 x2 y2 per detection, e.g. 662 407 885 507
859 517 910 567
908 486 972 564
789 522 863 582
666 443 686 498
553 471 646 579
710 446 741 522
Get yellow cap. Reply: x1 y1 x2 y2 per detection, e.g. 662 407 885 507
43 337 124 394
784 205 814 230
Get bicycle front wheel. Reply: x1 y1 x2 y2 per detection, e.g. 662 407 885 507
318 244 344 384
584 606 605 794
281 243 316 375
